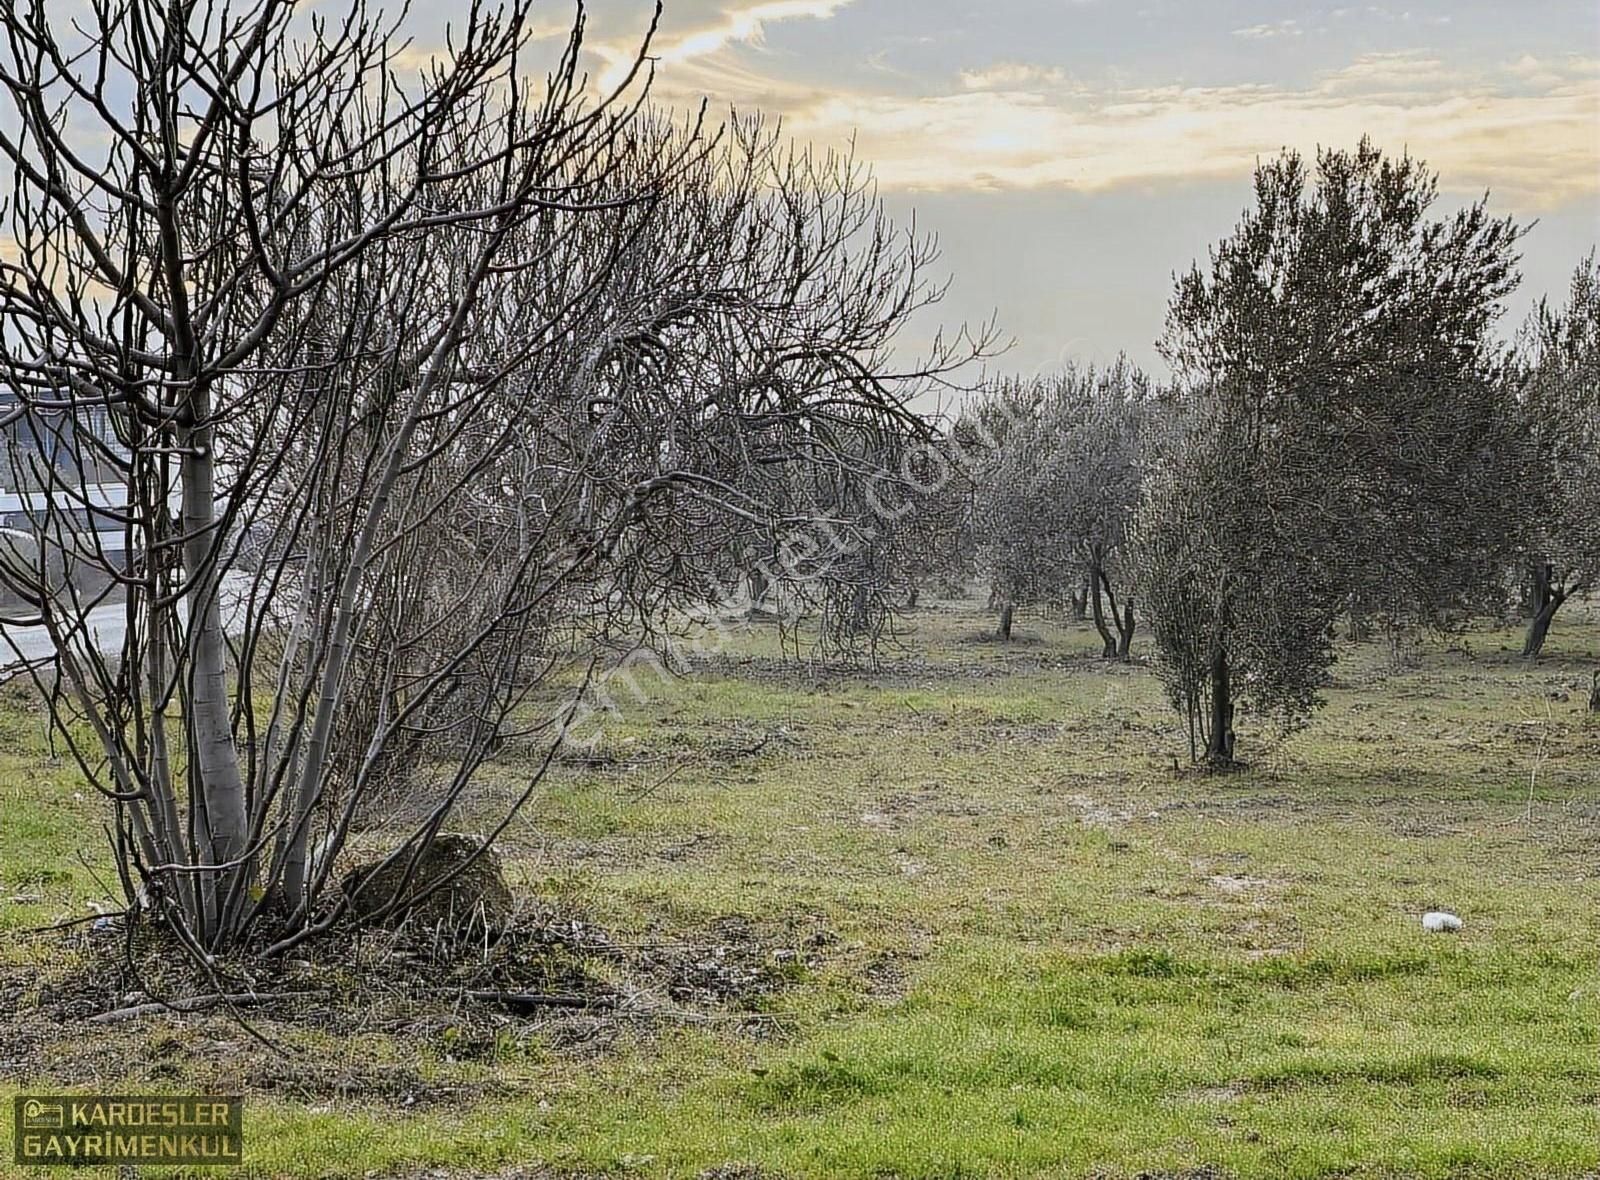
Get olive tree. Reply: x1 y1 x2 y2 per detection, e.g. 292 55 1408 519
1516 253 1600 657
969 379 1066 640
1132 399 1343 763
1139 140 1524 763
971 361 1147 650
1057 360 1148 659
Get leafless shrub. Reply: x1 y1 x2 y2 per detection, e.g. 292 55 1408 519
0 0 986 956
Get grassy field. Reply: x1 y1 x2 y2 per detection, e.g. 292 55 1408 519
1 596 1598 1179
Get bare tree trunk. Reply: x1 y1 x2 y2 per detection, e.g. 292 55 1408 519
181 417 251 939
998 601 1014 641
162 166 249 939
1589 671 1600 713
906 581 919 610
1205 643 1235 764
281 244 503 918
842 582 871 636
748 567 770 617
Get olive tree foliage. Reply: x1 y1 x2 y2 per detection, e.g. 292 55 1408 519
1516 252 1600 658
971 360 1148 649
1136 140 1524 764
0 0 977 955
966 381 1043 640
1063 360 1148 659
1132 405 1343 764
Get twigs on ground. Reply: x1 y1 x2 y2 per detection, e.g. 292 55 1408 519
88 990 327 1024
464 989 617 1012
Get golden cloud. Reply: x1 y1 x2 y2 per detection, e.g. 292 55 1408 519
593 0 855 93
641 44 1599 209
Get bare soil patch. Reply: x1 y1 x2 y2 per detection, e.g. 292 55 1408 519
0 904 839 1099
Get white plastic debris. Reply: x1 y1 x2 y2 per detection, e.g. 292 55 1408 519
1421 911 1463 933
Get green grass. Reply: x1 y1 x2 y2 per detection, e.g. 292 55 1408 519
2 598 1598 1178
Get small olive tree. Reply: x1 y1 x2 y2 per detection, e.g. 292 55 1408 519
1132 402 1343 763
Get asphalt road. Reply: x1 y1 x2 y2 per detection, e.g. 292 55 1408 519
0 572 254 667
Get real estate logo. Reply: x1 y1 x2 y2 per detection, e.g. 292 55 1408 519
13 1096 242 1166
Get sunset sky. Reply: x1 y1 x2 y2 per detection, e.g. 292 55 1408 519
422 0 1599 377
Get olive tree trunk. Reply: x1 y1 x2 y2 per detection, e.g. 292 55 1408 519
1089 561 1135 660
1522 562 1568 658
1205 643 1235 764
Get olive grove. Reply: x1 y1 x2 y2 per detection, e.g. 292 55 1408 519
971 360 1149 649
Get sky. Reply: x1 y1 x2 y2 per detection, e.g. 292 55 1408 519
325 1 1598 377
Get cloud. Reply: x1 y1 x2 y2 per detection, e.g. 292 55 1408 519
657 0 853 61
1233 20 1303 40
1353 5 1454 25
594 0 855 92
1504 52 1600 90
574 4 1599 212
958 63 1070 92
661 44 1597 209
1318 49 1453 93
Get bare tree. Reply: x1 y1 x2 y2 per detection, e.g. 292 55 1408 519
0 0 675 950
887 435 979 611
797 431 972 657
0 0 985 954
561 116 995 661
